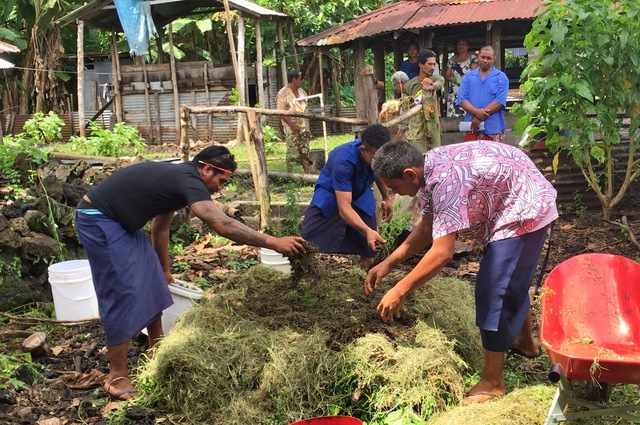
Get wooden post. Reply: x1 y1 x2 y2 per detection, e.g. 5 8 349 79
204 64 212 139
238 14 268 229
362 67 378 125
154 92 162 144
250 114 270 230
168 23 181 145
255 19 266 107
77 19 85 138
237 15 247 110
373 42 385 107
354 40 367 123
277 22 287 84
110 32 123 123
223 0 264 226
318 49 328 161
393 37 403 74
488 21 502 69
156 32 165 64
420 29 434 49
179 106 189 162
288 22 300 71
141 57 154 144
330 58 341 133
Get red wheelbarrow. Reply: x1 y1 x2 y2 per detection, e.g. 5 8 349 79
540 253 640 424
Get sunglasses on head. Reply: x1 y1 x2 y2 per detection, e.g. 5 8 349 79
199 160 232 174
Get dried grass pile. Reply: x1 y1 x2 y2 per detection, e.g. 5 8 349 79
407 275 484 370
137 266 480 424
430 385 556 425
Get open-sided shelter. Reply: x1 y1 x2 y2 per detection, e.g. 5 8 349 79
56 0 291 144
298 0 545 131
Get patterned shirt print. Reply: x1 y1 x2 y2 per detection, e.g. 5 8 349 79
276 86 308 133
419 141 558 244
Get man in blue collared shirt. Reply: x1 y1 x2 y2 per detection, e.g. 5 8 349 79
457 46 508 142
301 124 393 268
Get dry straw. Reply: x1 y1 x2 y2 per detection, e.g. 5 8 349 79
137 266 484 424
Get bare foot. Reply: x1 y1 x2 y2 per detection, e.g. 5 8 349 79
463 380 506 404
104 375 138 401
510 342 542 359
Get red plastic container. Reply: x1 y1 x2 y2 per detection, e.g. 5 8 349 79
540 253 640 384
289 416 362 425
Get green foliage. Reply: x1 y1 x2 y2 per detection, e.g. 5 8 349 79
0 348 44 390
168 233 186 257
0 113 56 194
226 257 259 271
563 191 588 218
23 111 65 144
278 183 303 237
262 125 281 156
229 87 239 106
172 260 190 273
69 122 146 157
515 0 640 220
377 204 413 258
326 84 356 107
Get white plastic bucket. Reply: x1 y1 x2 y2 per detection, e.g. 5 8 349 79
48 260 99 321
259 248 291 274
162 280 203 334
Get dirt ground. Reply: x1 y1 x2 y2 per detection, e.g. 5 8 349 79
0 210 639 424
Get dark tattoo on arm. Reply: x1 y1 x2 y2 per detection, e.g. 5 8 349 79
192 200 268 247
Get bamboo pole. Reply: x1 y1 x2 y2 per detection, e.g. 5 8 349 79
77 19 85 138
168 23 181 145
184 105 368 125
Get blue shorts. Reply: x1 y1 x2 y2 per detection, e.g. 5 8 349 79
476 225 550 352
75 211 173 345
301 204 376 258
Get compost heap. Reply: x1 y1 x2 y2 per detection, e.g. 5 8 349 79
139 258 486 424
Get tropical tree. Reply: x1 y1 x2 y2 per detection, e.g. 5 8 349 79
515 0 640 221
1 0 82 115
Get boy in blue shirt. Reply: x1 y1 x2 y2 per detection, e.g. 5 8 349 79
301 124 393 267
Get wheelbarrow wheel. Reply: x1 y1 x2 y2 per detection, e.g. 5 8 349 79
584 381 613 402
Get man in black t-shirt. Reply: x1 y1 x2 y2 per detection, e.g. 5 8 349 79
75 145 305 400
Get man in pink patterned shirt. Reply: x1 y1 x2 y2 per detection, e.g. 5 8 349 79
366 140 558 404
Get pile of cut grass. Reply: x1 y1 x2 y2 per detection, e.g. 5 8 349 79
430 385 556 425
136 266 479 424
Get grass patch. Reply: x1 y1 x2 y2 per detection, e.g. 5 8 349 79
229 133 354 173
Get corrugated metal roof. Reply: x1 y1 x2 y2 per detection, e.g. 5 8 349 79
0 40 20 54
298 0 544 47
57 0 289 30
